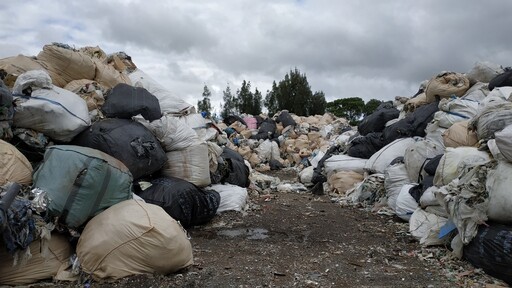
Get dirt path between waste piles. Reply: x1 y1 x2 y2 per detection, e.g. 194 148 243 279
43 171 506 288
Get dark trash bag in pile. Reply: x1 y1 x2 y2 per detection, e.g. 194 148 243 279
489 68 512 91
72 118 166 180
136 177 220 228
0 80 13 140
102 83 161 121
382 101 439 144
424 154 443 176
347 132 387 159
2 197 36 255
32 145 133 228
357 101 399 136
312 144 345 184
276 110 296 128
219 147 250 188
463 222 512 285
223 115 247 127
250 118 277 140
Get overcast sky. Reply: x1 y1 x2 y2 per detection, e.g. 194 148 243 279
1 0 511 114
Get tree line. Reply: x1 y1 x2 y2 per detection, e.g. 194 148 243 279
197 68 384 125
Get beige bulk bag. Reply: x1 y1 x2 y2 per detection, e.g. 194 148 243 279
442 120 478 148
64 79 106 112
486 161 512 223
404 138 444 183
434 147 490 187
77 200 193 281
404 93 428 112
37 44 96 87
319 113 335 125
0 55 45 88
248 153 261 167
240 129 253 139
93 59 132 89
275 123 284 135
161 142 211 187
425 72 470 103
0 139 33 185
0 233 72 286
328 171 364 195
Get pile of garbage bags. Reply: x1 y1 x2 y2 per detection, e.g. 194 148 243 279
2 42 512 285
298 62 512 285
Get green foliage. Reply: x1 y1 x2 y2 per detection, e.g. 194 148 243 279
236 80 253 114
197 85 212 117
363 99 382 116
309 91 327 115
326 97 365 125
220 84 236 119
252 88 263 115
263 68 324 116
264 81 279 117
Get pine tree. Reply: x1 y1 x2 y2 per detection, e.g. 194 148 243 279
264 81 279 117
197 84 212 117
309 91 327 115
221 84 236 120
252 88 263 115
236 80 253 114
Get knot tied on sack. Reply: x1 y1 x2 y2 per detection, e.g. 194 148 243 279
130 137 158 165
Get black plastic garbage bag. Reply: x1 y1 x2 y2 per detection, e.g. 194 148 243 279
136 177 220 228
102 83 161 121
72 118 166 179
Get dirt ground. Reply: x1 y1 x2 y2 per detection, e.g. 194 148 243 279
33 169 507 288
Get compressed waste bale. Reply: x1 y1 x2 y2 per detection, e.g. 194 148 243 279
470 100 512 141
208 184 248 213
250 118 277 140
162 142 211 187
327 171 364 194
136 177 220 228
32 145 133 228
102 83 161 121
365 137 416 174
129 68 194 115
0 139 32 185
442 120 478 148
0 55 46 88
73 118 166 180
464 223 512 285
489 68 512 91
37 43 96 87
383 101 439 144
0 233 72 286
357 101 399 135
466 61 504 84
276 110 296 128
347 132 387 159
12 70 91 142
77 200 193 281
404 138 444 183
64 79 106 112
433 147 490 187
219 147 250 188
143 115 198 152
425 72 470 103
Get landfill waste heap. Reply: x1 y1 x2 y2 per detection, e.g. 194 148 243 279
1 43 512 285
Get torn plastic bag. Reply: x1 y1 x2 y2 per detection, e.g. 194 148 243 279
136 177 220 228
72 118 166 180
102 83 161 121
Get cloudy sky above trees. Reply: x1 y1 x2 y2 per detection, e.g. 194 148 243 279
1 0 511 114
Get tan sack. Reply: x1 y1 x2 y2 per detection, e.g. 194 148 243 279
0 139 33 185
77 200 193 281
161 142 211 187
404 93 428 112
0 55 45 88
442 120 478 148
37 44 96 87
425 72 470 103
0 233 72 286
93 58 132 89
64 79 105 112
328 171 364 194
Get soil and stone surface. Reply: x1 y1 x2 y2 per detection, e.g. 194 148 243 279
31 170 507 288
